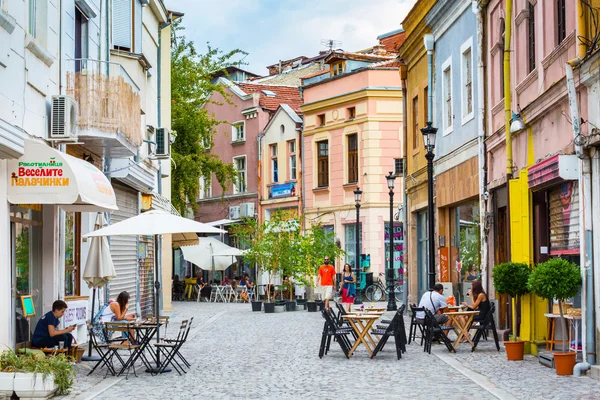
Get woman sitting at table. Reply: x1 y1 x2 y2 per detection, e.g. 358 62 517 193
108 291 137 344
459 281 490 339
222 276 232 286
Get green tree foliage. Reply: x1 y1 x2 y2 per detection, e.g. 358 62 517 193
528 258 581 352
170 19 247 214
492 262 531 340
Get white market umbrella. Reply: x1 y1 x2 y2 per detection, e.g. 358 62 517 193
82 209 224 372
81 213 115 361
180 237 240 271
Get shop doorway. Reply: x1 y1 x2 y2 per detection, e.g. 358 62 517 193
417 211 428 300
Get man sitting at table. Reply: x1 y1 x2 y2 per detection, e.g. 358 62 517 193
32 300 75 352
415 283 449 326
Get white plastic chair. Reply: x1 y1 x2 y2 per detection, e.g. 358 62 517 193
209 285 218 302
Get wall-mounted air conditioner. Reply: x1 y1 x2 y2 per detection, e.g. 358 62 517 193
50 95 78 139
229 206 240 220
155 127 172 159
240 202 255 218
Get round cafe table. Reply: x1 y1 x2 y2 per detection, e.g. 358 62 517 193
443 310 480 348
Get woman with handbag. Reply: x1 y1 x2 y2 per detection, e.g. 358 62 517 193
340 264 356 311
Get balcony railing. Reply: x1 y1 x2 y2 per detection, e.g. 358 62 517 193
66 58 142 149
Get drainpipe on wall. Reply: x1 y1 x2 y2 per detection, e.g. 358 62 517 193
257 132 266 223
503 0 513 179
566 0 594 373
399 59 409 307
472 1 488 291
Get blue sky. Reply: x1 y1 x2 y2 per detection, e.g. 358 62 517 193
164 0 417 76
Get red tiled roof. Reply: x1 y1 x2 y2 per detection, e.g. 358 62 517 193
237 83 303 113
300 70 329 79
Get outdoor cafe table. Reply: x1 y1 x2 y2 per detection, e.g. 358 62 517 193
365 307 386 312
342 314 381 357
116 322 162 376
443 310 480 349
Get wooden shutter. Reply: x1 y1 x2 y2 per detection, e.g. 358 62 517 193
348 134 358 183
112 0 132 50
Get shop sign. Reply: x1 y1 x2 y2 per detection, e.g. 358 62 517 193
63 299 87 326
528 154 578 190
269 182 296 199
439 247 449 282
11 157 70 187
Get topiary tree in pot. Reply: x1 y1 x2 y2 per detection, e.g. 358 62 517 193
492 262 531 360
528 257 581 375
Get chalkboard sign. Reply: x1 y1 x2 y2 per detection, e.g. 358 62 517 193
21 295 36 317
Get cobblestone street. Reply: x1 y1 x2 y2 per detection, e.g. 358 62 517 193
59 302 600 400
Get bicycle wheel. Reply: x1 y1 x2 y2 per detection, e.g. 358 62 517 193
394 286 403 302
365 285 376 302
366 285 384 302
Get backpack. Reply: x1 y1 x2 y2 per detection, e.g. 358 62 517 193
91 302 111 344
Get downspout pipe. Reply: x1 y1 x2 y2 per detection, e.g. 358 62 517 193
399 60 409 307
472 1 488 290
257 132 266 224
504 0 513 178
423 35 434 122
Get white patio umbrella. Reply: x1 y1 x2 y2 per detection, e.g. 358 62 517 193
180 237 241 271
82 209 225 373
81 213 116 361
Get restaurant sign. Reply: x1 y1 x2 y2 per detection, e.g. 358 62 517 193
63 299 88 326
269 182 296 199
11 157 69 187
528 154 578 190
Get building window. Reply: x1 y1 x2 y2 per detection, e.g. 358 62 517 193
64 212 81 296
347 107 356 120
460 39 473 122
317 140 329 187
233 156 246 194
557 0 566 44
344 223 362 268
318 114 325 127
412 96 419 150
424 87 429 123
528 2 536 73
28 0 36 37
270 144 278 183
394 158 404 176
280 124 285 134
232 122 245 142
75 7 89 72
347 134 358 184
442 58 453 134
288 140 297 181
332 62 344 76
499 19 505 100
199 176 212 199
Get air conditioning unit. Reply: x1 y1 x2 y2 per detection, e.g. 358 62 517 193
155 127 171 159
50 95 78 139
240 202 255 218
229 206 240 220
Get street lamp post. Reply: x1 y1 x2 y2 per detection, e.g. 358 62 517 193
420 121 438 290
386 172 397 311
353 187 363 305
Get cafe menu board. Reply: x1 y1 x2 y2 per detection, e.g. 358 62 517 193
21 295 36 317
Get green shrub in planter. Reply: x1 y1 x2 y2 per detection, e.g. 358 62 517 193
528 258 581 353
492 262 531 341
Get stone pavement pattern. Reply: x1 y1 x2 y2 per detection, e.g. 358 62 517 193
57 302 600 400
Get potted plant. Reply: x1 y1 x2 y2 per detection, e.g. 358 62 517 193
528 257 581 375
492 262 531 360
0 349 76 397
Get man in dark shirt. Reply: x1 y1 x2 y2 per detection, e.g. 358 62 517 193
32 300 75 351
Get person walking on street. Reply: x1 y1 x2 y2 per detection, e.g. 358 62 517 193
339 263 356 312
317 256 336 310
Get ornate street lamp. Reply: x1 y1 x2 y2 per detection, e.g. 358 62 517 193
386 172 397 311
421 121 437 290
353 187 363 305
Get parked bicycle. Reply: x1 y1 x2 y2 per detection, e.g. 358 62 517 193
364 272 403 302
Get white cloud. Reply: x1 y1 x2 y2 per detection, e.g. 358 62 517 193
164 0 416 75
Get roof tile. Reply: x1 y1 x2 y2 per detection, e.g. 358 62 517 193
237 83 303 114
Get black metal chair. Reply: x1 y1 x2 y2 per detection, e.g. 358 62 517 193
423 309 455 354
153 318 193 375
470 303 500 352
319 310 352 358
86 323 119 377
103 322 142 379
408 304 426 345
370 304 407 359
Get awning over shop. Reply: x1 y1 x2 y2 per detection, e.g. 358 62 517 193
207 218 240 227
7 139 118 212
528 154 578 191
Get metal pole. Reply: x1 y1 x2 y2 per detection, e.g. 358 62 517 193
354 202 363 305
426 150 436 290
387 188 397 311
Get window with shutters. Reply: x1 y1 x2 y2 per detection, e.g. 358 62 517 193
412 96 419 150
347 134 358 184
528 2 536 73
233 156 246 194
113 0 142 52
199 176 212 199
317 140 329 188
442 56 453 135
499 19 505 100
556 0 566 45
270 144 278 183
460 38 474 124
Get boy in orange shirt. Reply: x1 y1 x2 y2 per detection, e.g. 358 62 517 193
317 257 336 310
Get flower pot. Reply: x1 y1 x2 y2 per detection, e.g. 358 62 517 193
14 372 57 399
274 302 286 313
264 302 275 313
307 301 318 312
554 352 577 375
504 340 525 361
0 372 14 397
251 301 262 312
286 301 297 311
